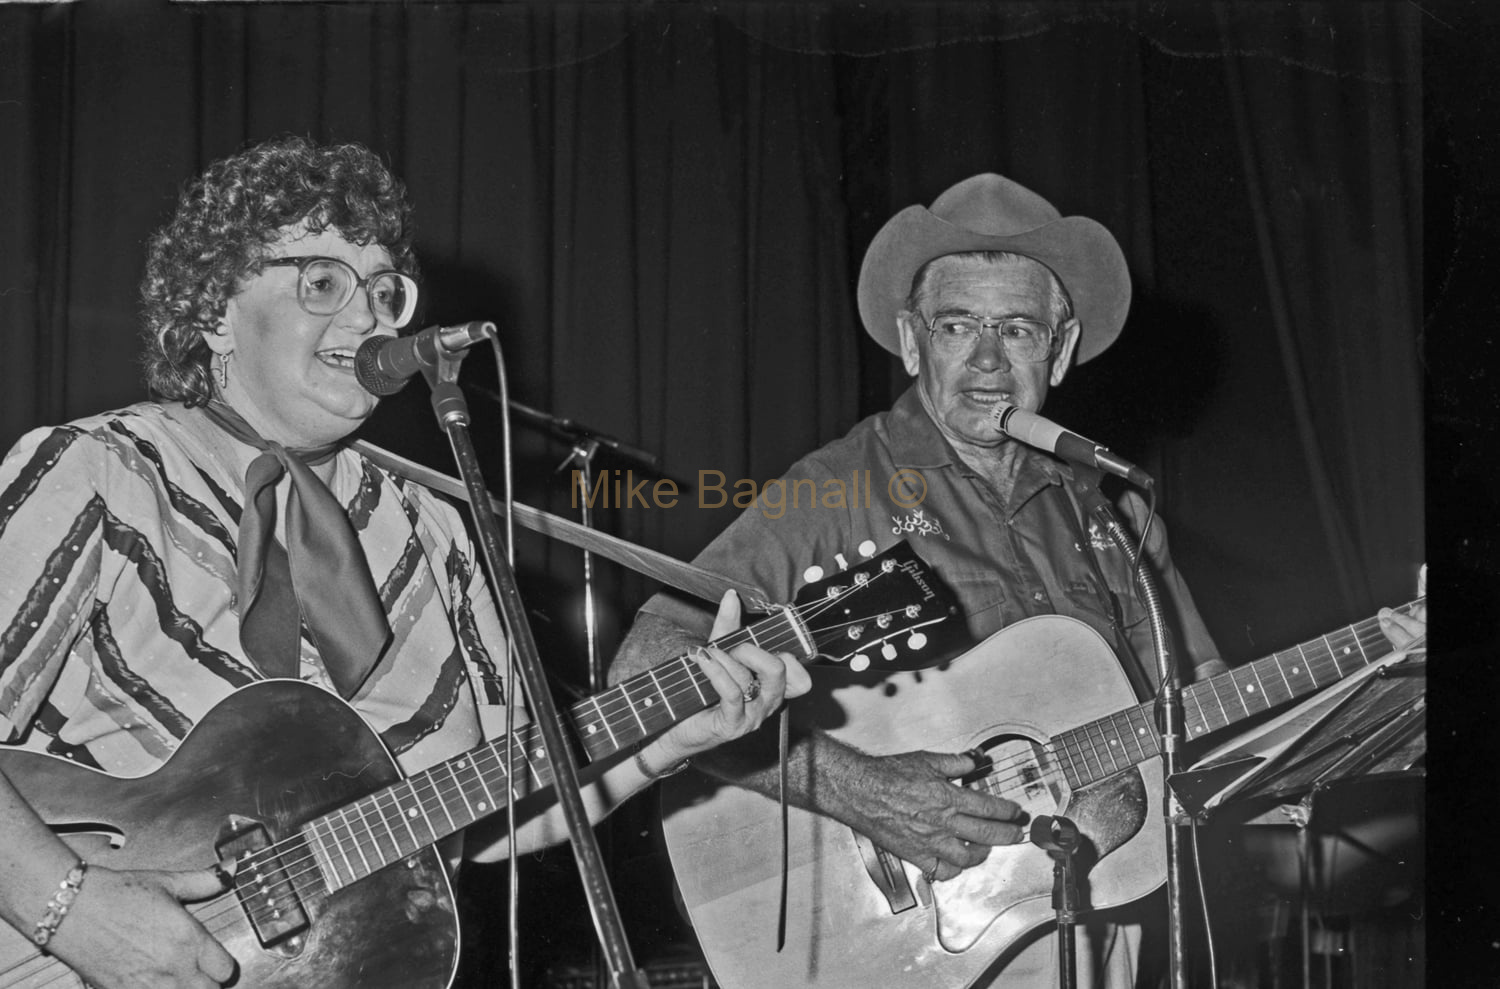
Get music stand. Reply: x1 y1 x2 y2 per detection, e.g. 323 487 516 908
1169 647 1425 989
1169 648 1424 819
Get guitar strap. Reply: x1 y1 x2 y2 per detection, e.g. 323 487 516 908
351 440 774 611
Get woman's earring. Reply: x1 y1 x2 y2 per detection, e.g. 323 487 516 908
214 352 231 389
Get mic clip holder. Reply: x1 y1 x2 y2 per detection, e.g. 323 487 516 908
424 335 471 429
1030 815 1085 989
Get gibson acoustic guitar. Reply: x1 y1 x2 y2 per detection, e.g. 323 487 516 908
662 599 1424 989
0 541 957 989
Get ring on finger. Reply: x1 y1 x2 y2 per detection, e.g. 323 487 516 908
922 862 939 883
742 676 761 702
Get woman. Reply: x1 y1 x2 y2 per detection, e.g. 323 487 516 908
0 136 806 989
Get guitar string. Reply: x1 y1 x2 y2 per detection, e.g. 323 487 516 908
0 570 912 983
210 595 1416 948
2 599 1418 988
213 579 901 940
962 602 1421 803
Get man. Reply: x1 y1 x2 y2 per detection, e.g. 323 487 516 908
613 173 1424 986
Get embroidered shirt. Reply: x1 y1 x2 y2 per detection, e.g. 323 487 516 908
641 386 1222 686
0 403 512 778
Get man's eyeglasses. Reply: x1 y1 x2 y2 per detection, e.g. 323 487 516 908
262 256 419 329
919 312 1056 363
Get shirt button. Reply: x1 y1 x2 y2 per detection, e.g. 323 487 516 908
1032 591 1046 603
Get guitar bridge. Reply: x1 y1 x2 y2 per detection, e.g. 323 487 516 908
216 815 311 950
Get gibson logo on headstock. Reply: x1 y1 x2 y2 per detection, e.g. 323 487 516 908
897 558 939 603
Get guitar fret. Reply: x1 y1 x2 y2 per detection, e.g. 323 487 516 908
340 806 373 879
1349 629 1371 668
1062 732 1096 786
1133 708 1160 759
425 769 458 835
1086 726 1118 776
394 781 424 853
1305 643 1327 687
452 757 480 826
473 751 501 815
589 694 618 753
687 659 712 706
307 817 346 891
1186 685 1211 737
1075 732 1101 782
1271 649 1294 699
620 678 651 740
1049 738 1081 786
1244 662 1269 712
1203 676 1231 731
360 793 398 870
1108 711 1140 765
646 665 679 725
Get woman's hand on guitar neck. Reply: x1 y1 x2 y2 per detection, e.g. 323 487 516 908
824 748 1027 883
42 865 235 989
645 590 813 770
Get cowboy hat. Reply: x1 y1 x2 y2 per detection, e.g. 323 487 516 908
857 173 1130 364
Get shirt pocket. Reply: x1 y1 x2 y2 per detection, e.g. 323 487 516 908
941 567 1006 622
1061 572 1149 635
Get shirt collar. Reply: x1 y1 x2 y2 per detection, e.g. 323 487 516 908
886 386 957 470
887 384 1101 509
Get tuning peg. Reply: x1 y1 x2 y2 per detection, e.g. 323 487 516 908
802 565 825 583
858 540 876 558
906 631 928 650
849 653 871 672
835 552 849 571
881 643 898 661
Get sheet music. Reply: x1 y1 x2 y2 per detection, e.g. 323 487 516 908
1173 645 1425 816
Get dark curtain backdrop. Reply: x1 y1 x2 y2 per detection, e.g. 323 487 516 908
0 1 1447 985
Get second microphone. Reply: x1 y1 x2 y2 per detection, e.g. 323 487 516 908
355 321 497 396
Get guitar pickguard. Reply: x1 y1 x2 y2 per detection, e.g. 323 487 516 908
931 763 1147 952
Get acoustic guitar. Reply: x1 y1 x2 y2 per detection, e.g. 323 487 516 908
0 541 956 989
662 599 1423 989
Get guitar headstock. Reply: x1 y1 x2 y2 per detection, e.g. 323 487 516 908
789 540 959 671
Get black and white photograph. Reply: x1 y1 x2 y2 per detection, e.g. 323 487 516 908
0 2 1480 987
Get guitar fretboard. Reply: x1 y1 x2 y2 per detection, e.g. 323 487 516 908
1046 600 1422 789
301 609 808 891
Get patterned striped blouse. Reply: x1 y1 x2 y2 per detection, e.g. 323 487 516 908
0 403 514 779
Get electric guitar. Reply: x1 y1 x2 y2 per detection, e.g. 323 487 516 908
0 541 957 989
662 600 1424 989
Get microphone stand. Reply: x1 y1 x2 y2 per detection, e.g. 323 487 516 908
470 387 666 693
422 347 649 989
469 389 664 474
1031 815 1084 989
558 438 606 694
1080 487 1191 989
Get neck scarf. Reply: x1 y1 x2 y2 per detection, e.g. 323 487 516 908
201 401 391 698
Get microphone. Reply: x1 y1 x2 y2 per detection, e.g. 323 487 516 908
988 400 1154 488
355 321 497 396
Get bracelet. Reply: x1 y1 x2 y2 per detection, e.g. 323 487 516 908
30 859 88 949
633 747 690 781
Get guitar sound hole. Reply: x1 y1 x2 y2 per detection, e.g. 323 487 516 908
969 733 1064 817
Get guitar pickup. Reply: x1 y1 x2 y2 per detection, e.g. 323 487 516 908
216 815 311 949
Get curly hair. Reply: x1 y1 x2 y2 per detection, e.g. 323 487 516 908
140 135 417 406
